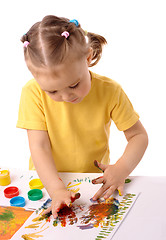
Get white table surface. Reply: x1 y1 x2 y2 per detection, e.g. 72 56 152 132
0 168 166 240
111 176 166 240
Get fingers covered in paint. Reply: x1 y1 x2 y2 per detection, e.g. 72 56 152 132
42 189 78 219
42 206 52 216
94 160 107 172
92 176 103 184
93 163 126 200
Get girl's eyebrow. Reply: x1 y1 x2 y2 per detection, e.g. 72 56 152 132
42 79 80 92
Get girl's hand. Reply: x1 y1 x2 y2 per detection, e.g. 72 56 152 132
42 188 77 218
92 160 126 200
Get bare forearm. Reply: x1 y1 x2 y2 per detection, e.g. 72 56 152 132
30 147 66 199
116 132 148 177
92 121 148 200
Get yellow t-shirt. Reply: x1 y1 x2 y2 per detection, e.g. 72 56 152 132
16 72 139 172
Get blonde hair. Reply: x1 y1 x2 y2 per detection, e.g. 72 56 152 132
21 15 107 70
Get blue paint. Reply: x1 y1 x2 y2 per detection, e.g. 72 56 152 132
77 223 94 230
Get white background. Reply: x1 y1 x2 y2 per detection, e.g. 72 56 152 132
0 0 166 175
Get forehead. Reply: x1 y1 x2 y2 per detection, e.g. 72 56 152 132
35 58 85 91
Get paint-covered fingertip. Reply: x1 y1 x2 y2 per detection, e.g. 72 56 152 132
75 192 81 200
94 160 99 168
92 196 97 201
92 179 96 184
52 211 58 219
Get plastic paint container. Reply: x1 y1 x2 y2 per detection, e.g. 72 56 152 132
10 196 26 207
28 189 43 201
0 170 11 186
29 178 44 190
4 186 19 198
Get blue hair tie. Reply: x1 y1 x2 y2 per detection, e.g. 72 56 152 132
69 19 79 27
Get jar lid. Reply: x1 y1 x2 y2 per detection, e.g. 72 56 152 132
28 189 43 201
10 196 25 207
29 179 44 189
4 186 19 198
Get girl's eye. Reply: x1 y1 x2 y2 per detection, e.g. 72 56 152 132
49 91 57 94
69 82 80 89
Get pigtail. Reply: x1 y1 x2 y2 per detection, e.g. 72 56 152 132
21 33 28 43
87 32 107 67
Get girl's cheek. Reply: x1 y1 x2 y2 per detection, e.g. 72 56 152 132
47 94 61 102
81 83 91 96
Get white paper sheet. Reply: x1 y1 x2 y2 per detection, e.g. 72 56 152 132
10 174 140 240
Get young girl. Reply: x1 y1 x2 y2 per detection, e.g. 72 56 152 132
17 15 148 218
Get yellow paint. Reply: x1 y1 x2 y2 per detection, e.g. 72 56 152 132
40 221 47 229
67 182 81 188
32 215 45 222
25 223 40 229
105 197 114 204
70 187 80 193
0 170 11 186
67 181 72 187
22 226 49 240
118 189 122 196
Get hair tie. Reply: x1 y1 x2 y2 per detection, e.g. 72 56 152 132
61 31 70 39
69 19 79 27
23 41 30 48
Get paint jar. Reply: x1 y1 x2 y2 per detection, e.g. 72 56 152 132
28 189 43 201
4 186 19 198
0 170 11 186
10 196 26 207
29 178 44 189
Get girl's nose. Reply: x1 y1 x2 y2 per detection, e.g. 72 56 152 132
61 92 74 102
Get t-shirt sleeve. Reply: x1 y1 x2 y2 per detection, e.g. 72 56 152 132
16 84 47 130
110 85 139 131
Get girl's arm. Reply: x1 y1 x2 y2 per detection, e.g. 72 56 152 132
92 120 148 200
27 130 76 217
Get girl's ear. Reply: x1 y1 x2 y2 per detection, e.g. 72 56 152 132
86 47 93 66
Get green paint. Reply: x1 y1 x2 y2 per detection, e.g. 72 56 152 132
0 209 14 221
125 178 131 183
95 193 136 239
53 219 58 226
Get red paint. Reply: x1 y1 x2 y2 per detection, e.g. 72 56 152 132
71 193 81 203
58 206 77 227
59 193 81 209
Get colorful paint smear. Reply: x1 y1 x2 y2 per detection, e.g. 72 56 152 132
79 197 119 228
0 206 33 240
73 177 91 183
7 173 138 240
12 193 137 240
22 226 49 240
25 204 84 231
54 205 78 227
95 193 136 240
